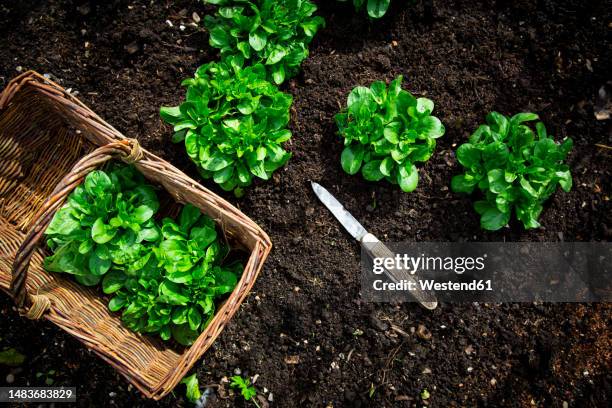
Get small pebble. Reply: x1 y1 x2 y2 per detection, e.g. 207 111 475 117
16 66 23 72
490 378 497 386
192 12 201 23
6 373 15 384
467 366 473 373
268 392 274 402
233 368 241 375
109 392 116 397
416 324 432 341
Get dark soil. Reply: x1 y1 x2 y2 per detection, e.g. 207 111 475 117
1 0 611 407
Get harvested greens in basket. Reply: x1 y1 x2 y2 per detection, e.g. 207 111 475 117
43 164 242 345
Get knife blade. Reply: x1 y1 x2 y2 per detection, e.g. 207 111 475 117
311 182 437 310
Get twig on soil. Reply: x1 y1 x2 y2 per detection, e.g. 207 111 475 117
595 143 611 150
380 341 405 386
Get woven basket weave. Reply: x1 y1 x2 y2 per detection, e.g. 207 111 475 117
0 71 272 399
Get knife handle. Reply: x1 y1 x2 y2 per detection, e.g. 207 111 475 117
360 233 438 310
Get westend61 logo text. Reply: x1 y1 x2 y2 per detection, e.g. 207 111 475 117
372 254 486 275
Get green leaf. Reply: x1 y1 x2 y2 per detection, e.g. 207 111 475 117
0 348 26 366
172 324 199 346
379 157 395 177
419 116 445 139
179 204 201 232
347 87 375 116
383 122 401 144
160 106 183 124
555 170 572 192
102 271 125 294
78 239 94 254
519 177 538 198
482 142 509 166
341 145 365 175
456 143 481 168
209 26 230 48
91 218 116 244
188 307 202 331
370 81 387 104
362 160 385 181
272 63 285 85
160 280 190 305
367 0 391 18
266 46 287 65
172 306 189 325
213 165 234 184
398 163 419 192
46 208 80 236
510 112 539 127
451 174 477 194
249 160 269 180
181 374 201 404
132 205 155 224
84 170 112 196
190 226 217 248
415 98 434 116
248 30 267 51
478 203 511 231
487 169 508 194
486 112 510 138
214 268 238 294
108 296 127 312
204 153 233 171
88 252 111 276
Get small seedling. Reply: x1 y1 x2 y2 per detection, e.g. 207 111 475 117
451 112 573 230
36 370 55 386
338 0 391 18
230 375 259 408
181 373 201 404
0 348 25 366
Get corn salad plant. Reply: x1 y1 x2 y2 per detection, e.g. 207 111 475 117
44 165 242 345
451 112 573 230
336 76 445 192
160 56 292 197
203 0 325 84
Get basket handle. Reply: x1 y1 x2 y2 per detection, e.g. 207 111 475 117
10 139 144 318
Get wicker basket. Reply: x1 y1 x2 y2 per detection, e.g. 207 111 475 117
0 71 272 399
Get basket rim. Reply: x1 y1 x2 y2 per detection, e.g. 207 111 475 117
0 70 273 400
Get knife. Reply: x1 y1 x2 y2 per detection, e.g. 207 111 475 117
311 182 438 310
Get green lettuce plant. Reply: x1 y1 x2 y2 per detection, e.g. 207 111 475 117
451 112 573 231
44 165 161 287
108 204 241 345
44 165 242 345
338 0 391 18
335 76 445 192
160 56 292 197
203 0 325 85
